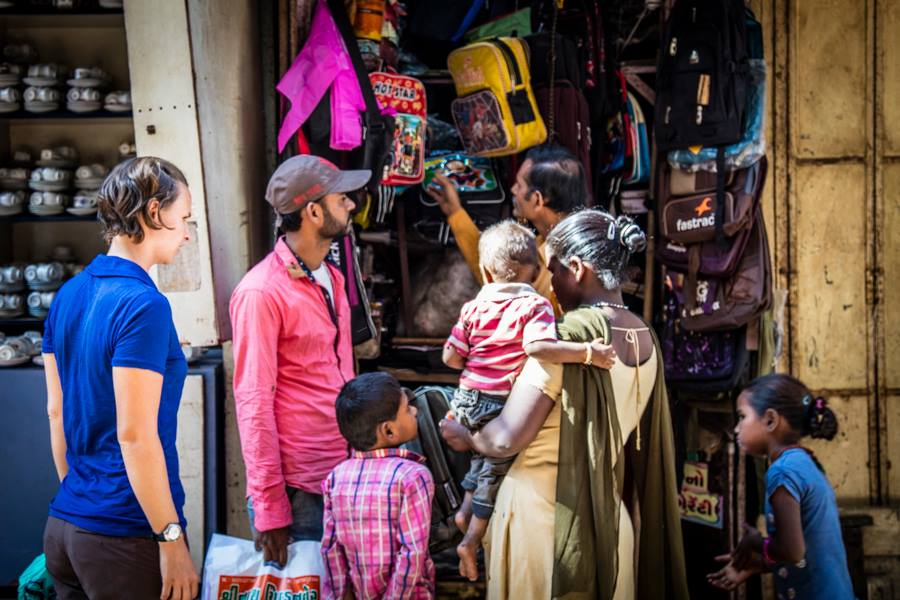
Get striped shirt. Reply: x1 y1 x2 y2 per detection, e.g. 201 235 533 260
321 448 435 600
446 283 557 396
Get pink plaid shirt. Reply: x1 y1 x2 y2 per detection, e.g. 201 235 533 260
321 448 435 600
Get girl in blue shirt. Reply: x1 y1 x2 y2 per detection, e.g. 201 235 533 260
707 373 855 599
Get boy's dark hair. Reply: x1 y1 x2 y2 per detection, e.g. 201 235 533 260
523 144 588 214
335 372 403 451
744 373 838 441
97 156 188 244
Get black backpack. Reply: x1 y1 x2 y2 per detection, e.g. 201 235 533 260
403 386 471 553
654 0 750 151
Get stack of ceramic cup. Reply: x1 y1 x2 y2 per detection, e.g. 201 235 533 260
72 163 106 216
0 63 22 113
0 148 32 216
0 42 36 113
67 66 109 113
23 62 66 113
25 261 65 318
0 263 25 319
28 146 77 216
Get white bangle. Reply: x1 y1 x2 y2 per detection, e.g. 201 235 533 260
583 342 593 365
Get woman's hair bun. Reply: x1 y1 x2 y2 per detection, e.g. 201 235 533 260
615 215 647 254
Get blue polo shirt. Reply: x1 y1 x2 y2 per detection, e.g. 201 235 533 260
43 254 187 537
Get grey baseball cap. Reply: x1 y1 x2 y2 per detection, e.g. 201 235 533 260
265 155 371 216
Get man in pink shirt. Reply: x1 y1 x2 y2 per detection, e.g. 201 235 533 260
230 155 368 566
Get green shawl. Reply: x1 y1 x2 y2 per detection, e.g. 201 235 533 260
552 307 689 600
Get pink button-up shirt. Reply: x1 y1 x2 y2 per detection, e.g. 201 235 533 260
321 448 435 600
230 237 355 532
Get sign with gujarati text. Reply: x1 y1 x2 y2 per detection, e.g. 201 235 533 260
217 574 319 600
682 461 709 492
679 461 723 528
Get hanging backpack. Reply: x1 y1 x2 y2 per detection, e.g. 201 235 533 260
448 37 547 157
657 157 767 293
668 58 766 173
525 33 592 191
661 272 751 393
654 0 750 151
402 386 471 553
369 72 427 186
525 32 585 90
676 209 773 332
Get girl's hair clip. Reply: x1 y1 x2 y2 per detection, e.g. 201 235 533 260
802 394 812 406
816 397 825 410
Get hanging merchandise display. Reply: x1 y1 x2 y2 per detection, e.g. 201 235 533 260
369 72 427 185
654 0 750 151
448 37 547 157
276 0 368 152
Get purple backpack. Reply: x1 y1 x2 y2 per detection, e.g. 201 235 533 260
661 273 750 393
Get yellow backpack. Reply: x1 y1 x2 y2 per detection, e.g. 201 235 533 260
448 37 547 157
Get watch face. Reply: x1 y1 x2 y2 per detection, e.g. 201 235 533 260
163 523 183 542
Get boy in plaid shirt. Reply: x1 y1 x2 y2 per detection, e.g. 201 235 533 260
321 373 435 600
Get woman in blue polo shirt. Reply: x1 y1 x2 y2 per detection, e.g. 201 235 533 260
42 157 199 600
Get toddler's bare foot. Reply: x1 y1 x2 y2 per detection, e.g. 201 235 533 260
456 539 480 582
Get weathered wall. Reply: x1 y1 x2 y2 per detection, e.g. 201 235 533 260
754 0 898 508
756 0 900 593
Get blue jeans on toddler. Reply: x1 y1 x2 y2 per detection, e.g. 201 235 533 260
452 387 516 519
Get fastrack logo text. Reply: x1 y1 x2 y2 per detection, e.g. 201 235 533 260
676 213 715 232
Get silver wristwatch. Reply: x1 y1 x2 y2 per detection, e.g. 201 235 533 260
153 522 183 542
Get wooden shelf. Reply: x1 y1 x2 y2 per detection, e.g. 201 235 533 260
0 316 43 329
0 5 122 15
2 110 132 122
3 213 98 223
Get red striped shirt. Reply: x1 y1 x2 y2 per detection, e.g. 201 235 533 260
446 283 556 396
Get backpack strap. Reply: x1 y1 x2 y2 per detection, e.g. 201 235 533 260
715 145 727 247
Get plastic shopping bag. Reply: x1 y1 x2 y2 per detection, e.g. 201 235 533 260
201 533 325 600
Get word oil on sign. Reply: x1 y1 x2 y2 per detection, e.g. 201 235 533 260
678 461 723 529
217 574 319 600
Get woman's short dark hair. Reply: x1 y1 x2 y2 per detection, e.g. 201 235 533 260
524 145 588 214
545 209 647 290
335 372 403 451
97 156 188 244
743 373 838 441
